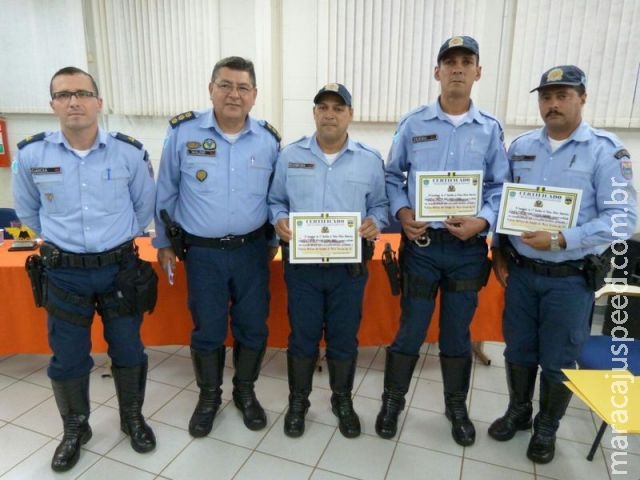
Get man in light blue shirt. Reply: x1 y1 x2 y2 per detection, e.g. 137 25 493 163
269 83 389 438
378 36 510 446
12 66 157 472
153 57 280 437
489 65 637 464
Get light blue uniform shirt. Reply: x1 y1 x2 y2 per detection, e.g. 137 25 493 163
153 108 280 248
12 129 155 253
508 121 637 262
268 134 389 231
386 100 510 231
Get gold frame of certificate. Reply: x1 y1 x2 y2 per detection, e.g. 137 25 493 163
414 170 483 221
290 212 362 264
496 183 582 235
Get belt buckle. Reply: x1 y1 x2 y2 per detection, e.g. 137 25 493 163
219 235 239 249
414 233 431 248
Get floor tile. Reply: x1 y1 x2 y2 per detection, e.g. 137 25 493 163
234 451 313 480
0 424 50 475
147 355 194 389
0 380 51 421
318 433 396 480
76 456 156 479
534 436 611 479
386 442 462 480
1 439 101 480
257 414 334 466
460 458 535 480
398 408 464 456
464 420 534 473
160 436 251 480
0 354 49 379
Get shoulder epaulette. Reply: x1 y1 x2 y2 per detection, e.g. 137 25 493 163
261 121 281 143
17 132 46 150
113 132 143 149
169 111 196 129
355 141 383 159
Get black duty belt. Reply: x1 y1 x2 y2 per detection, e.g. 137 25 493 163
507 247 584 277
185 225 265 250
410 228 485 247
40 241 135 268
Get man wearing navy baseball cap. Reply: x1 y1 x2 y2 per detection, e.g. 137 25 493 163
378 36 510 447
269 82 389 439
489 64 636 464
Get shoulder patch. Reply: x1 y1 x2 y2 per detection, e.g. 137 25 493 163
614 148 630 160
113 132 143 149
169 111 196 129
261 121 281 143
17 132 46 150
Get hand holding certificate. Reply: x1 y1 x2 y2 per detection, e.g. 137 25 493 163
496 183 582 235
290 212 361 263
415 170 483 221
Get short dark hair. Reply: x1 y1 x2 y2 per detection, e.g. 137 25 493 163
211 56 256 86
573 85 586 96
49 66 99 98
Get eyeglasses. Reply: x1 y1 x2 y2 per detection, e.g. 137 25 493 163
213 82 254 96
51 90 98 101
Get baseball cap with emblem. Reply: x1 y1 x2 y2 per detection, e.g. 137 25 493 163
313 83 352 106
437 35 480 63
530 65 587 92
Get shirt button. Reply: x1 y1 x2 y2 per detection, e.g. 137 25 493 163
83 206 88 210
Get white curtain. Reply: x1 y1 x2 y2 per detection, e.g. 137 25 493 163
323 0 494 122
506 0 640 128
91 0 221 116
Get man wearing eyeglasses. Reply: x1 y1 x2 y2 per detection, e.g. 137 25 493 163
377 36 510 446
154 56 280 437
12 66 157 472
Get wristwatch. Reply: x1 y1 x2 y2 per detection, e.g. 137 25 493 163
549 232 562 252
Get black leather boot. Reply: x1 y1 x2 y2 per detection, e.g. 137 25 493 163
112 361 156 453
284 354 317 438
232 343 267 430
440 355 475 446
375 348 419 439
489 363 537 441
50 375 92 472
527 376 572 464
328 357 360 438
189 347 225 437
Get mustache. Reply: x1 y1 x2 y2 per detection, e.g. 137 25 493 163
546 110 562 118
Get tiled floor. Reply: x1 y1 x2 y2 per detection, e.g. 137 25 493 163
0 341 638 480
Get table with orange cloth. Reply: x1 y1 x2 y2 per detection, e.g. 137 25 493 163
0 235 504 354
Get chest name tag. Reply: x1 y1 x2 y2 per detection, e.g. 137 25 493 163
288 162 315 169
30 167 61 174
511 155 536 161
412 134 437 144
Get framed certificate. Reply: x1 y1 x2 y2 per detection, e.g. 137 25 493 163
290 212 361 264
496 183 582 235
415 170 483 221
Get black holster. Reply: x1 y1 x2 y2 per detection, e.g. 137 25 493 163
25 254 47 307
347 240 374 278
160 209 187 261
115 258 158 315
583 252 610 291
382 242 401 295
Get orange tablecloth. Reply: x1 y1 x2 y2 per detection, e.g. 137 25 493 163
0 235 504 354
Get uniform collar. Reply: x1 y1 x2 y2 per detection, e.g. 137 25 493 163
48 128 107 151
422 99 484 125
538 120 590 145
306 133 354 158
205 108 257 137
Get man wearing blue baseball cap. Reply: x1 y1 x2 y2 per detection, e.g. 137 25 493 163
379 35 510 446
269 83 389 439
489 65 637 463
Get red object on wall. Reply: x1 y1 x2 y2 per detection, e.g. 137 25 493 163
0 116 10 167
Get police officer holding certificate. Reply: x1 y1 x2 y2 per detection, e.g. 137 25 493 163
489 65 637 464
378 36 509 446
268 83 389 438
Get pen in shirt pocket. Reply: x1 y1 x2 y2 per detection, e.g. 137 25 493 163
569 155 576 168
107 167 111 180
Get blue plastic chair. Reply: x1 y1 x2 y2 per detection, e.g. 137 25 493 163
577 284 640 460
0 208 19 239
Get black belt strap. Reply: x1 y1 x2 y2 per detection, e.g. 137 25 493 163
506 244 583 277
185 225 265 250
41 241 135 268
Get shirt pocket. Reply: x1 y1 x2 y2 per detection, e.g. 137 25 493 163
287 169 316 199
561 167 592 192
32 175 68 215
512 163 533 183
248 157 273 196
101 167 130 212
346 175 370 211
181 158 216 193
